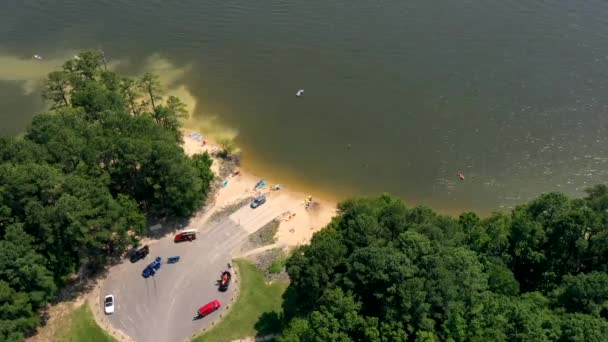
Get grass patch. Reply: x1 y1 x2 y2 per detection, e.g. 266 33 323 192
53 303 115 342
193 259 288 342
249 219 280 246
268 258 287 274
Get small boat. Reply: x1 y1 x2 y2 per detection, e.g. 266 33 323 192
271 184 283 191
255 179 266 189
296 89 304 97
33 55 43 60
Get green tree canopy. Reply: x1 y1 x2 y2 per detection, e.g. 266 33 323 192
280 193 608 341
0 51 214 340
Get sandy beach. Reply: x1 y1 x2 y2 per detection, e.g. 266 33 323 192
182 128 337 247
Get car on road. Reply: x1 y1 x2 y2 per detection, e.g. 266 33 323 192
250 195 266 208
142 257 162 278
197 299 221 318
129 245 149 263
174 229 197 243
104 294 115 314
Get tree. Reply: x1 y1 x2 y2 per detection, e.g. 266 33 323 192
554 272 608 317
484 258 519 296
344 246 417 314
459 211 481 246
284 227 348 317
559 313 608 342
71 80 126 119
190 153 214 200
508 206 546 292
0 162 145 276
166 95 188 119
277 318 313 342
0 224 56 307
279 193 608 341
0 281 39 342
0 52 216 340
472 213 511 262
217 137 237 158
139 72 162 111
119 77 145 116
0 137 47 165
581 185 608 272
42 71 70 108
63 51 103 83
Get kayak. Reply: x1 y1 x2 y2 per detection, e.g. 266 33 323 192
255 179 266 189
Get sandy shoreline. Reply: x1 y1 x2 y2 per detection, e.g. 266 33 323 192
182 128 337 247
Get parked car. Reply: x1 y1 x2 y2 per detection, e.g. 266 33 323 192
174 229 197 243
219 271 231 292
250 195 266 208
142 257 162 278
197 299 221 318
142 266 155 278
129 245 149 263
104 295 115 314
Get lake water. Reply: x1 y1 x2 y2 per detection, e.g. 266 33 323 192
2 0 608 213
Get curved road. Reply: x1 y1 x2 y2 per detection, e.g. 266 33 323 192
101 200 288 342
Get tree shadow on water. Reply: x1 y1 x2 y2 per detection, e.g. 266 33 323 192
254 311 285 338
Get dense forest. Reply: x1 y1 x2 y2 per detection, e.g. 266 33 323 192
279 191 608 341
0 52 213 341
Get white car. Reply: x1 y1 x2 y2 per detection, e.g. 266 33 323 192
104 295 115 314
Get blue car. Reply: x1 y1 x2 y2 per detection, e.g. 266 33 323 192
142 257 162 278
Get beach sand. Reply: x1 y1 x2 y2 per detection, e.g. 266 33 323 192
182 129 337 247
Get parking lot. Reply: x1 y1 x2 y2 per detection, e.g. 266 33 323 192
101 200 288 342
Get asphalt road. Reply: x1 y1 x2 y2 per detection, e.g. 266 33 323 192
101 200 288 342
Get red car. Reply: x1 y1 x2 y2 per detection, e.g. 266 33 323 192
174 229 197 243
197 300 221 317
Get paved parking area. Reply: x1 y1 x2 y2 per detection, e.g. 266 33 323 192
101 200 289 342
